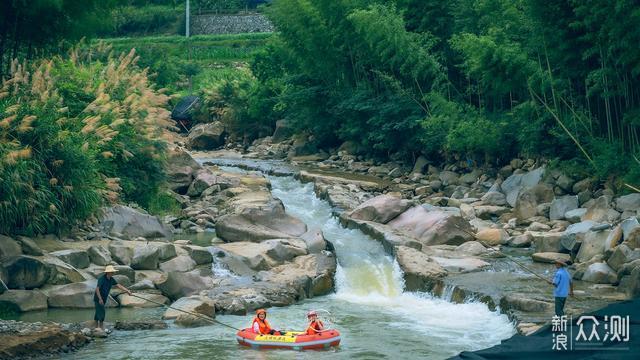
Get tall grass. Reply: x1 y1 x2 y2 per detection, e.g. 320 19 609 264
0 45 174 235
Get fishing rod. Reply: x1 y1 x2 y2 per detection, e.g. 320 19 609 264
128 293 241 331
454 225 554 284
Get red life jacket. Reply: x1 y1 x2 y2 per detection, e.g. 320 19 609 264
252 317 273 335
306 320 324 335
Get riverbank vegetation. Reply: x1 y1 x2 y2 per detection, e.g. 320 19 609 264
0 45 174 235
228 0 639 189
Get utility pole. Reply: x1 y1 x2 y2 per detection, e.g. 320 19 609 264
185 0 190 38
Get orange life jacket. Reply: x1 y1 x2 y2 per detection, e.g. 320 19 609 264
306 320 324 335
252 317 272 335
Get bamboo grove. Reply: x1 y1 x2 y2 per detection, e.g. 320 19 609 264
240 0 639 188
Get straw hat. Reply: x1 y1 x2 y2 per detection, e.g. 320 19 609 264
104 265 118 273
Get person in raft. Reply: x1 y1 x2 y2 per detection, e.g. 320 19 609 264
94 265 132 329
548 259 574 316
305 310 324 335
252 309 286 335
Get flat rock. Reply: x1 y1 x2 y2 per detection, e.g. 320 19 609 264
348 194 412 224
46 281 117 308
430 256 490 273
117 293 169 308
396 246 447 291
114 320 168 330
0 290 48 312
531 252 570 264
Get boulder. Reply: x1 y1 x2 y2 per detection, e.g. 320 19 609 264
501 167 545 207
508 233 533 248
87 245 112 266
14 236 43 256
582 196 611 223
455 241 487 256
300 229 328 253
605 225 623 251
156 243 177 261
100 205 172 240
348 195 412 224
565 208 587 223
473 205 510 220
607 244 640 272
42 256 86 285
618 266 640 297
154 272 214 301
187 169 218 197
117 293 169 308
166 148 201 194
615 193 640 212
582 263 617 284
131 245 160 270
50 249 90 269
109 242 133 265
531 252 571 264
549 196 579 220
500 294 553 313
184 245 213 265
481 191 507 206
430 257 490 273
0 290 48 312
576 230 610 263
621 217 640 241
216 239 307 272
216 199 307 242
396 246 447 291
0 235 22 259
532 232 563 253
514 184 554 220
2 256 51 289
46 281 117 308
163 295 216 320
475 228 509 246
255 252 337 297
412 155 429 174
187 122 226 150
129 279 156 291
159 255 196 273
387 206 473 246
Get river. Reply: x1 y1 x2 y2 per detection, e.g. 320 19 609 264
18 164 516 359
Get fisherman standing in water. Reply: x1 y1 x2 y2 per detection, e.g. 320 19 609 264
549 259 574 316
94 265 132 330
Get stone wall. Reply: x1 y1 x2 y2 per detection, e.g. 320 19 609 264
191 13 273 35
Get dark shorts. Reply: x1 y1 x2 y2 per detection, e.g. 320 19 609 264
94 300 106 322
555 296 567 316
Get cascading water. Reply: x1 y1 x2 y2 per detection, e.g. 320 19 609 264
60 164 515 360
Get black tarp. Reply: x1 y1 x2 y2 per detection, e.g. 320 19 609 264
451 299 640 360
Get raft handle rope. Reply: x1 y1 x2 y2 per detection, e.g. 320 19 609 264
128 293 241 331
454 225 554 284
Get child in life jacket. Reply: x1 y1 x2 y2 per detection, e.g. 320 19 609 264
305 310 325 335
252 309 286 335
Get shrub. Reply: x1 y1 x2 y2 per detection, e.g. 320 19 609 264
0 47 173 235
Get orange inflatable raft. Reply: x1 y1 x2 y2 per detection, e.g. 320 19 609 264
236 329 341 350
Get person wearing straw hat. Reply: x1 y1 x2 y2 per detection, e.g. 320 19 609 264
94 265 131 329
548 259 574 317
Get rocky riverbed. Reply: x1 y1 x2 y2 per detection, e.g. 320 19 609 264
2 126 639 358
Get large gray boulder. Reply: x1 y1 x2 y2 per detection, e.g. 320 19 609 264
549 195 579 220
607 244 640 272
163 295 216 320
514 184 554 220
50 249 90 269
532 232 564 252
481 191 507 206
159 255 196 273
109 242 133 265
154 271 215 301
166 148 201 194
131 245 160 270
100 205 172 240
621 217 640 241
531 252 571 264
42 256 86 285
2 256 51 289
216 239 307 272
216 199 307 242
186 169 218 197
184 245 213 265
348 195 412 224
0 290 48 312
396 246 446 291
156 243 177 261
615 193 640 212
0 235 22 259
14 236 43 256
576 230 610 263
46 281 116 308
582 263 617 284
187 122 226 150
582 196 612 223
300 229 327 253
87 245 112 266
618 266 640 297
387 206 474 246
501 167 545 207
